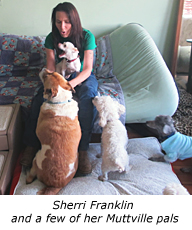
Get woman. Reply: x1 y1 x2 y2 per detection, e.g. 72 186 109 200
21 2 98 175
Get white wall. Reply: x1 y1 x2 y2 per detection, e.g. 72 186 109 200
0 0 179 68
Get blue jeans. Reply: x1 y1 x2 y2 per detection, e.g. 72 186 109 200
23 72 98 151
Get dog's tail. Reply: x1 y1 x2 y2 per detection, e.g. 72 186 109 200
37 187 62 195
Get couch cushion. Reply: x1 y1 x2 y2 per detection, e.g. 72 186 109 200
0 106 13 132
13 137 181 195
94 35 113 78
0 105 14 150
109 23 179 123
0 33 46 74
0 153 5 177
0 33 46 108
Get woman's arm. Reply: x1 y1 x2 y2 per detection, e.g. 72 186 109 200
69 50 94 88
46 48 56 72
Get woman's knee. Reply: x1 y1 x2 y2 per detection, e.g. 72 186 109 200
30 85 44 119
78 75 98 98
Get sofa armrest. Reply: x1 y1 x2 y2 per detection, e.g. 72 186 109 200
109 23 179 123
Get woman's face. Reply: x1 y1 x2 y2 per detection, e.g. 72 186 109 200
55 11 72 38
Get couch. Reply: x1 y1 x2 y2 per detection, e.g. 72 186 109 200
0 23 179 126
0 23 180 195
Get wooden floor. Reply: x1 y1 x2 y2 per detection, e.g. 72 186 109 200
172 159 192 194
174 75 192 194
91 126 192 195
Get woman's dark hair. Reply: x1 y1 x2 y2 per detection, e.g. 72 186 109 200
51 2 83 56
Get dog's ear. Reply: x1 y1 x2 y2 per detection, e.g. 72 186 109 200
44 88 58 99
39 68 53 82
51 88 58 98
163 124 172 135
72 47 79 53
118 103 126 116
39 68 46 82
66 82 76 93
113 100 125 116
44 68 53 74
44 88 51 99
60 80 76 93
58 43 64 49
171 117 175 124
92 96 99 105
99 116 107 127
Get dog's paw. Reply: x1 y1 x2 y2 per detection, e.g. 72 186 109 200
98 175 107 181
124 165 132 174
26 171 36 184
149 156 166 162
64 74 70 79
180 167 192 174
36 189 45 195
26 174 34 184
96 153 102 158
118 166 124 173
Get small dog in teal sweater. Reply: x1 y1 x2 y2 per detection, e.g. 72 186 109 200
146 115 192 173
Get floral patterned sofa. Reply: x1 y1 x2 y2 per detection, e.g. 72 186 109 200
0 30 125 133
0 24 181 195
0 23 179 130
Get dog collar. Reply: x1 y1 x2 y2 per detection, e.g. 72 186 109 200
45 99 71 105
66 55 79 63
160 131 176 143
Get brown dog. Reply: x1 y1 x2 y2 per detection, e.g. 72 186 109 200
26 68 81 195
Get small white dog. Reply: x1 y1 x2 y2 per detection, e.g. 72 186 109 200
92 96 130 181
163 183 190 195
56 41 81 79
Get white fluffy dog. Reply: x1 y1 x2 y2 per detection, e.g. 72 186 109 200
56 42 81 79
92 96 130 181
163 183 190 195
